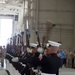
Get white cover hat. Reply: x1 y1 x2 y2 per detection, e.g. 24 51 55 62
30 43 38 48
47 40 61 47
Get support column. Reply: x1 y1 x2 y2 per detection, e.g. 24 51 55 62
73 13 75 50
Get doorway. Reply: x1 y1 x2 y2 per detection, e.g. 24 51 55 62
0 19 13 46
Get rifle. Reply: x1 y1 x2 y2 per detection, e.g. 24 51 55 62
42 21 56 48
35 30 41 47
21 31 24 46
16 34 22 56
18 34 21 46
10 38 13 45
26 25 30 48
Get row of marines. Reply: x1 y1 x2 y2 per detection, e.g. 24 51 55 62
6 40 62 75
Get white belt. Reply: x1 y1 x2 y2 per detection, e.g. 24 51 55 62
41 73 56 75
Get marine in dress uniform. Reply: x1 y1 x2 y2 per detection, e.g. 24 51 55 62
12 41 62 75
39 40 62 75
12 43 39 75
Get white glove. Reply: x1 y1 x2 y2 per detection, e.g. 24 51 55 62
37 47 43 54
27 48 32 53
32 67 38 73
38 54 43 58
12 57 19 62
20 62 26 67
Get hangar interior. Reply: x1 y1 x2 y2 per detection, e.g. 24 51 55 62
0 0 75 50
0 0 75 75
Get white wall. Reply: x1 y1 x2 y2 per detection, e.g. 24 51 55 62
16 0 75 49
38 0 75 49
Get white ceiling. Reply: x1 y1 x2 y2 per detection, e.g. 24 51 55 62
0 0 23 5
0 0 24 15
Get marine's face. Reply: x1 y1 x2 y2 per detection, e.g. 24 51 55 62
48 46 59 54
46 48 50 55
32 48 37 54
24 48 27 52
47 47 51 54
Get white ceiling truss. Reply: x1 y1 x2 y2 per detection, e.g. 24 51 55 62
0 0 24 15
0 0 34 15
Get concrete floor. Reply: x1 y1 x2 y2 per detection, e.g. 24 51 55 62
0 70 8 75
59 67 75 75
